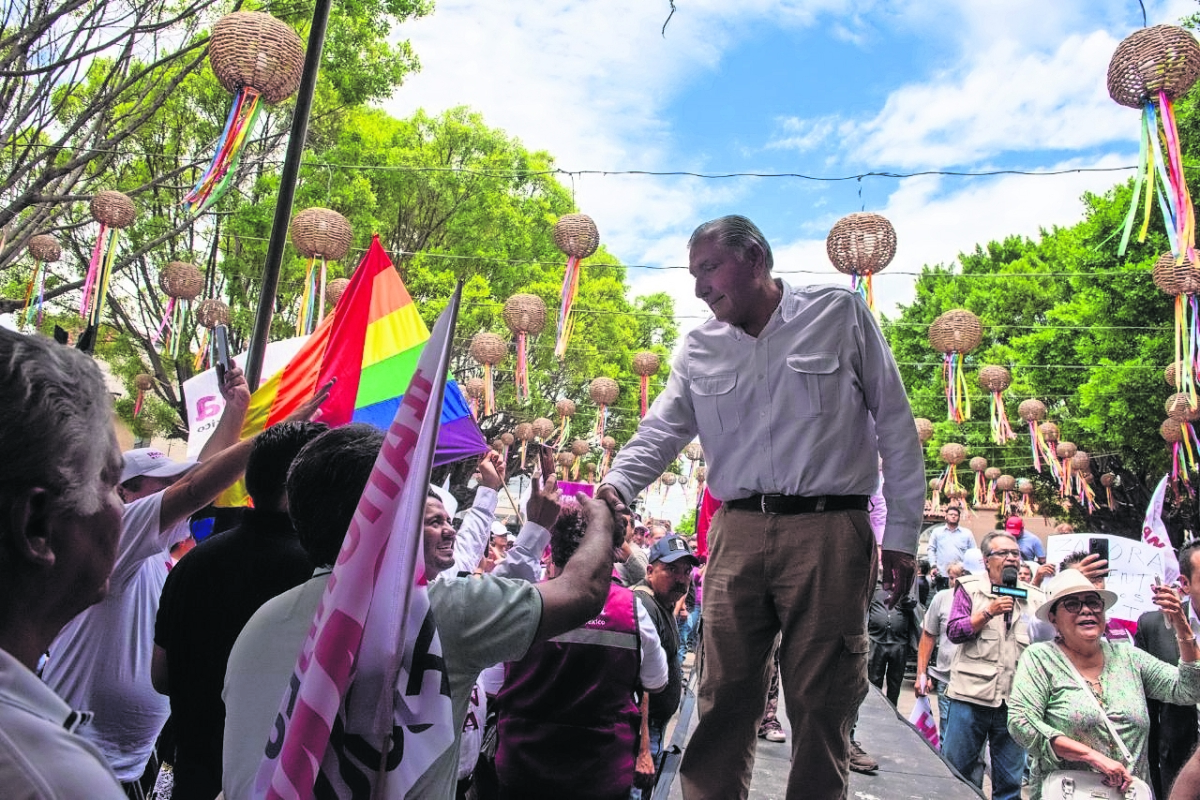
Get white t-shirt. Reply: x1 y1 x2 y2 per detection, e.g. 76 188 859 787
922 588 957 685
42 492 191 781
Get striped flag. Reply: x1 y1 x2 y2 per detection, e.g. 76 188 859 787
254 284 465 798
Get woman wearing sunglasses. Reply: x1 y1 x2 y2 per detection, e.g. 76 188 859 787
1008 570 1200 799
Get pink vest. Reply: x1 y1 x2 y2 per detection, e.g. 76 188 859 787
495 583 641 798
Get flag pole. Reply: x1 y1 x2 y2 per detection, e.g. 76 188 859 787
244 0 333 389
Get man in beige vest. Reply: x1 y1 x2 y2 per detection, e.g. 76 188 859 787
942 531 1050 800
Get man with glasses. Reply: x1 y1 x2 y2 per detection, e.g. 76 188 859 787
941 532 1050 800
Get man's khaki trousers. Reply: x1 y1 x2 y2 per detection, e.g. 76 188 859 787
679 506 877 800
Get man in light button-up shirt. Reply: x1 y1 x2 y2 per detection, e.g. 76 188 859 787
597 215 924 800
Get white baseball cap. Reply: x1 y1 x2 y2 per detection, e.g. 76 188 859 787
120 448 197 484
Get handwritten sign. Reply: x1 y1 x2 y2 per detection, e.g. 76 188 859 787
1046 533 1170 629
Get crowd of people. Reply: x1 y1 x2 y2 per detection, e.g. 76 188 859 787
7 214 1200 800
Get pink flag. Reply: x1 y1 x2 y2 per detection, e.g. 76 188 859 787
907 695 940 751
1143 474 1181 584
255 285 465 798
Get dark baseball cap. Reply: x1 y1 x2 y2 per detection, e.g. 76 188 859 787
648 534 700 566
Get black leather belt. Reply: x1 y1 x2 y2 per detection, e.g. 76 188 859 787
725 494 869 515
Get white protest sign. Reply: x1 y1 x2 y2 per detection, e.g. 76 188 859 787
1046 533 1170 629
182 336 308 457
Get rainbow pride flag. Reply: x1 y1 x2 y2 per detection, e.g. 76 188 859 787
233 235 485 484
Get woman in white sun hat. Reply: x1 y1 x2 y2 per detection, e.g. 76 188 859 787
1008 569 1200 799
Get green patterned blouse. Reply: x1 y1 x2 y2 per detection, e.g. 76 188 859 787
1008 640 1200 800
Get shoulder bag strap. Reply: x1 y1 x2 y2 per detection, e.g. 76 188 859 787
1056 645 1134 765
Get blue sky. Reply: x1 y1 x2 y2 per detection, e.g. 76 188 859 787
385 0 1196 337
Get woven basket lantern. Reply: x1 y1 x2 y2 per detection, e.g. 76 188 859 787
291 208 352 260
325 278 350 308
1101 473 1117 487
969 456 988 473
1038 422 1060 444
826 213 897 276
556 399 577 419
1018 479 1034 495
553 214 600 259
978 366 1012 393
500 432 515 447
996 475 1017 492
1018 399 1046 422
928 309 983 354
27 235 61 263
1163 418 1185 443
1108 25 1200 108
90 191 136 229
928 478 942 491
1153 252 1200 296
661 473 677 486
532 417 554 440
515 422 534 442
134 374 154 391
208 12 305 104
633 352 661 376
914 418 934 442
684 443 703 461
465 377 485 400
696 466 707 483
570 439 590 457
195 299 230 329
470 332 506 416
590 377 620 406
490 438 505 453
940 443 967 465
985 467 1001 481
159 262 204 300
602 436 617 451
1167 360 1185 388
1166 392 1200 422
1056 441 1078 461
556 451 576 469
1071 451 1091 473
502 294 548 337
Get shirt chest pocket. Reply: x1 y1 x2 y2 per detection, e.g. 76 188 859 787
692 373 741 435
786 352 839 417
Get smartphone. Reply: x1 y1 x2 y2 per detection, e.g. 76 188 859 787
1089 537 1110 577
214 324 232 384
1154 575 1173 628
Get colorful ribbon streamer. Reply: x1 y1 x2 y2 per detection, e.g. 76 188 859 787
989 391 1016 445
515 331 530 402
20 258 46 329
183 87 264 215
639 373 650 418
554 255 582 359
81 226 120 332
942 352 971 423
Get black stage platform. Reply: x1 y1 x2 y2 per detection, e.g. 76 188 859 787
661 683 984 800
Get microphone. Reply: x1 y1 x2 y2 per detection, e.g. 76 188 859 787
1001 565 1019 628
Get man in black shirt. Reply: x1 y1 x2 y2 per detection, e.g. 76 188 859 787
150 422 326 800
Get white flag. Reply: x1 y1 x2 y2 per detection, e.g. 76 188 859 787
1142 474 1181 584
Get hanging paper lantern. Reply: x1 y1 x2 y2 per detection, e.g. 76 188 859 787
1108 26 1200 259
1101 472 1118 510
589 377 620 439
983 466 1001 507
503 293 548 402
532 417 554 442
929 309 982 424
20 234 61 329
81 191 137 343
825 212 897 312
914 417 934 443
154 261 204 356
599 434 618 476
969 456 988 506
133 373 153 418
554 398 577 448
996 474 1017 513
291 208 353 335
552 213 600 359
470 332 506 417
938 442 967 497
1153 252 1200 403
514 422 534 468
978 366 1016 444
325 278 351 308
632 351 661 417
185 12 304 213
465 377 485 420
192 298 230 371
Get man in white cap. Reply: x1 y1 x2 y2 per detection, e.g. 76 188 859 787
42 367 326 795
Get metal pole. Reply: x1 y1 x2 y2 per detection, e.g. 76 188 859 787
243 0 333 389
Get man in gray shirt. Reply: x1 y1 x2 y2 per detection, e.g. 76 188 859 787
597 215 923 800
